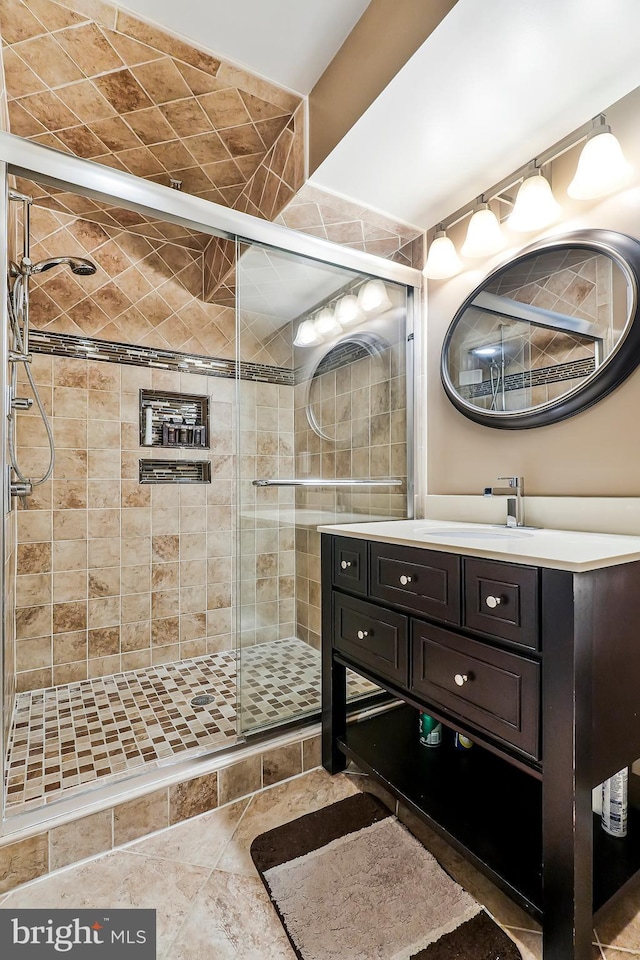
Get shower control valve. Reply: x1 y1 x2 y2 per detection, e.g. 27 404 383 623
11 396 33 411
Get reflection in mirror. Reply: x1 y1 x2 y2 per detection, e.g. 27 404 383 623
306 333 389 443
441 232 640 428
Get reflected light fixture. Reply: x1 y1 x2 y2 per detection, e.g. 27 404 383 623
471 344 500 358
293 318 323 347
334 294 364 326
357 278 392 312
460 198 505 258
423 226 462 279
568 114 633 200
507 166 561 232
315 306 342 338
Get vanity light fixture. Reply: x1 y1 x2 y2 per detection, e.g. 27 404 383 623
334 294 365 326
460 198 505 258
507 165 561 232
293 318 323 347
314 306 343 338
424 112 634 280
357 278 392 313
567 114 633 200
423 226 463 280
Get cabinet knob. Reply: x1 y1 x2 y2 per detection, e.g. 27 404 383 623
454 673 469 686
357 629 369 640
340 560 352 570
399 574 413 586
485 595 502 609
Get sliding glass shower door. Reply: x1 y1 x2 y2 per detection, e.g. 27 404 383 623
236 240 411 735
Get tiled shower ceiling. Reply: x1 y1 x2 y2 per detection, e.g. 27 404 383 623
0 0 302 208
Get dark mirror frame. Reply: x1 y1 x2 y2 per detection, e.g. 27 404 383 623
440 229 640 429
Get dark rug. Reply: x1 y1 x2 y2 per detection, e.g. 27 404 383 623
250 792 523 960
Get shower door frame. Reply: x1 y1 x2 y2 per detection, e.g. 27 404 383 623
0 132 423 833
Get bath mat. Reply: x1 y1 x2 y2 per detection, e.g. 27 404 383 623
250 792 522 960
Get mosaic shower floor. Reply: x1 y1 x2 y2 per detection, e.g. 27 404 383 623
4 638 375 814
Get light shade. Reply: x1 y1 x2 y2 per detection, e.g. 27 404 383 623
423 230 462 279
568 127 633 200
507 170 561 232
461 204 505 258
357 279 392 313
335 294 364 326
315 307 342 338
293 319 322 347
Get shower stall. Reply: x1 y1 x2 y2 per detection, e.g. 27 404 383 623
0 134 421 832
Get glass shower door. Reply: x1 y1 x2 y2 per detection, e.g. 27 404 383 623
236 240 410 735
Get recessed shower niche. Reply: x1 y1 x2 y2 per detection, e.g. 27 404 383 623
1 158 417 825
139 390 210 449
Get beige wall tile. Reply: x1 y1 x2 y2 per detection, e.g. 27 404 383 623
218 756 262 805
169 772 218 824
114 789 168 844
0 834 48 894
262 743 302 787
49 810 113 870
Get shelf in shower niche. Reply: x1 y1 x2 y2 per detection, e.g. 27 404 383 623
139 459 211 484
139 389 209 449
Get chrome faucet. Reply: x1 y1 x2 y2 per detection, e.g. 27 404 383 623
484 476 524 527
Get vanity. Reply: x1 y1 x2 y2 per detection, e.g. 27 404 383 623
320 519 640 960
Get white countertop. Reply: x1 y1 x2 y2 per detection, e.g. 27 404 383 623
317 519 640 572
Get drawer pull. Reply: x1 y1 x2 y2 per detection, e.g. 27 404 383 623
399 574 413 586
454 673 470 686
340 560 353 570
357 629 369 640
485 595 502 609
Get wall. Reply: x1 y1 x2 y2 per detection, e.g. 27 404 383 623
308 0 458 173
293 305 409 649
426 85 640 498
14 355 234 693
0 0 303 213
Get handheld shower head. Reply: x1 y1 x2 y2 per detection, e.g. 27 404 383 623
28 256 97 277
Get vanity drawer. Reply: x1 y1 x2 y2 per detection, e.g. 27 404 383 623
333 592 408 686
464 558 539 650
411 621 540 759
370 542 461 625
332 536 368 596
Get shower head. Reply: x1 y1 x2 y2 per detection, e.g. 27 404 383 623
28 256 97 277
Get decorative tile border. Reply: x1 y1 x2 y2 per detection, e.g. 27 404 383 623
460 357 596 400
29 330 294 385
139 459 211 483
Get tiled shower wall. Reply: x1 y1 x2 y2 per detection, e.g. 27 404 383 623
293 337 408 649
11 198 317 688
14 356 234 692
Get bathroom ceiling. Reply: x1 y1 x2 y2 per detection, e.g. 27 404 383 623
117 0 371 94
113 0 640 234
311 0 640 229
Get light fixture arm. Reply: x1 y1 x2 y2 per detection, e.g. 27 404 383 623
434 114 609 235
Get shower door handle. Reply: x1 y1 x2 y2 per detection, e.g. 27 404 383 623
251 478 403 487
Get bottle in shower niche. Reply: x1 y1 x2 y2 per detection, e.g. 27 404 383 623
419 713 442 747
602 767 628 837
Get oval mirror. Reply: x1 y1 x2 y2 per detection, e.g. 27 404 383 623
441 230 640 428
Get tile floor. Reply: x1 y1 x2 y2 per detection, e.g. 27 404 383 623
2 766 638 959
5 639 374 812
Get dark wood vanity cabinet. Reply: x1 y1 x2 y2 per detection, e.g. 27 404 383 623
321 532 640 960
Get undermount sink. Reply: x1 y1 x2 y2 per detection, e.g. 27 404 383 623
414 525 535 540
